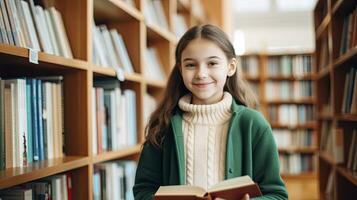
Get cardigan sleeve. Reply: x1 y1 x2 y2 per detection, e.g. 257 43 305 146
251 126 289 200
133 143 163 200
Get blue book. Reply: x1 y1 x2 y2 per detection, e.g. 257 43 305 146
37 80 44 161
26 80 33 164
31 79 39 161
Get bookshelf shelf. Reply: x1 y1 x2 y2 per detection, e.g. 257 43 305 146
144 78 167 88
317 65 331 80
281 172 316 179
336 115 357 122
332 0 356 16
147 24 178 44
244 76 260 82
92 145 142 164
0 156 89 189
315 0 357 197
0 0 227 197
278 147 318 154
0 44 88 72
271 123 316 130
333 47 357 69
267 74 316 81
336 166 357 186
316 15 331 39
266 99 316 105
94 0 144 22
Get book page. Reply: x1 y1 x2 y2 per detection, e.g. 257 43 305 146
156 185 207 197
208 176 254 193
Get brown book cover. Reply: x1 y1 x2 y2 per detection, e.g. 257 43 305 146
154 176 262 200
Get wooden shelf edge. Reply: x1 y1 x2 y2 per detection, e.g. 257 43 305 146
144 78 166 88
279 147 318 153
124 72 142 83
271 123 316 129
333 47 357 69
317 66 331 80
92 144 142 164
0 44 89 71
336 114 357 122
0 156 89 189
94 0 144 22
336 166 357 186
146 24 178 44
281 172 316 179
92 65 117 77
316 14 330 39
266 99 316 104
319 152 337 165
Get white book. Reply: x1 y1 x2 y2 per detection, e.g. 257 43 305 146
92 25 109 66
109 29 125 69
61 175 68 200
0 3 8 43
152 0 169 30
96 26 112 67
36 6 55 54
44 9 60 56
111 31 134 73
51 83 58 158
99 26 120 68
119 94 127 147
45 82 54 159
56 83 63 157
21 79 28 166
14 0 31 48
0 0 14 45
110 91 117 150
143 0 157 26
48 7 73 58
20 0 40 51
173 14 187 38
4 0 23 46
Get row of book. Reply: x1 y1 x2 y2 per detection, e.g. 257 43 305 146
173 13 188 38
272 129 315 148
341 67 357 114
0 0 73 58
340 6 357 56
92 81 137 155
144 47 166 81
0 77 64 170
265 81 313 101
143 0 168 30
267 55 313 77
92 24 134 74
248 82 260 97
279 154 316 174
268 105 314 126
93 160 137 200
0 173 72 200
241 56 259 78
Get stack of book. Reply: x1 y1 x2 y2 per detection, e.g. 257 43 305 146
144 47 166 81
0 0 73 58
0 173 72 200
143 0 169 30
92 80 137 155
0 77 64 170
92 24 135 74
93 160 137 200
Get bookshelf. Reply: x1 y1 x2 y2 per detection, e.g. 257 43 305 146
0 0 228 199
314 0 357 199
239 53 318 180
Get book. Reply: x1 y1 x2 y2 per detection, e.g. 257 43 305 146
154 175 262 200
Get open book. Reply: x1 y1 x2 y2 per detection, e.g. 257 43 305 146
154 175 262 200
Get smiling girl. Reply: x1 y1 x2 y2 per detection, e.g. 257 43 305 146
133 24 288 200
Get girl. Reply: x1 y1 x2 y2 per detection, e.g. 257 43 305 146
133 24 288 200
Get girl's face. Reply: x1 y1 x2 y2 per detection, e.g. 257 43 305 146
180 38 236 104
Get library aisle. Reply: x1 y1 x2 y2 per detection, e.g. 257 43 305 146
0 0 356 199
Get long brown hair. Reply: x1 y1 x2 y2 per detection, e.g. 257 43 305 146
145 24 258 147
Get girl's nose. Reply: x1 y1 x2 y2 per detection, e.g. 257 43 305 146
195 65 208 79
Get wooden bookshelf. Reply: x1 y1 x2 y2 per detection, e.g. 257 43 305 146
0 0 229 199
314 0 357 198
239 53 317 179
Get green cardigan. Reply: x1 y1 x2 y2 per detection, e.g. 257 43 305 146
133 100 288 200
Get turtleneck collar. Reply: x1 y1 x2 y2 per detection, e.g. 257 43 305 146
178 92 233 125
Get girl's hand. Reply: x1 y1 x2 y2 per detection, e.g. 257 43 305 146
214 194 250 200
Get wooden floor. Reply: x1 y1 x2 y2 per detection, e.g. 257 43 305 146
284 177 319 200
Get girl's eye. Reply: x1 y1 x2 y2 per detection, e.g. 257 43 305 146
208 62 218 66
185 63 195 68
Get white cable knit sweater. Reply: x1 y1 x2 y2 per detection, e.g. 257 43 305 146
178 92 233 190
